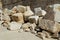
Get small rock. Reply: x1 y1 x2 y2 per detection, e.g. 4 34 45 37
12 6 18 13
7 22 22 31
29 16 39 24
42 31 51 38
22 23 31 32
30 23 37 34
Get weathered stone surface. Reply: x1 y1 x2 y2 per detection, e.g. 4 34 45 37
3 9 11 22
12 5 26 13
12 6 18 13
12 13 24 23
37 32 57 40
23 6 34 21
34 7 46 16
3 8 10 15
2 21 9 27
39 17 60 33
22 23 36 32
17 5 26 13
53 4 60 22
22 23 31 32
0 9 3 21
42 31 51 38
28 16 39 24
30 23 36 34
7 22 22 31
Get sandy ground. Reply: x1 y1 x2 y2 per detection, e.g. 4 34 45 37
0 30 42 40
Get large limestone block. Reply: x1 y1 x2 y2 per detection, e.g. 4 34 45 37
12 13 24 23
34 7 46 16
17 5 26 13
7 22 22 31
53 4 60 22
12 5 26 13
39 17 60 33
23 6 34 21
28 16 39 24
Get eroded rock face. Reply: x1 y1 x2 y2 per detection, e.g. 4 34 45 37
23 6 34 21
11 5 26 13
39 17 60 33
11 13 24 23
53 4 60 22
7 22 22 31
28 16 39 24
34 7 46 16
17 5 26 13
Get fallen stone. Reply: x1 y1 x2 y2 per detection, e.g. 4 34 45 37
53 4 60 22
37 32 57 40
12 6 18 13
17 5 26 13
7 22 22 31
39 17 60 34
2 21 9 27
12 13 24 23
30 23 37 34
34 7 46 16
28 16 39 24
22 23 36 33
42 31 51 38
22 23 31 32
23 6 34 21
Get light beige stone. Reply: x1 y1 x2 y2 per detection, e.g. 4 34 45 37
12 6 17 13
23 6 34 21
7 22 22 31
22 23 31 32
17 5 26 13
12 13 24 23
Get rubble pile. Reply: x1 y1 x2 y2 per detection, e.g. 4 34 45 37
0 4 60 40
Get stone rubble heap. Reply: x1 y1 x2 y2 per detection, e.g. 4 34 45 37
0 4 60 40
